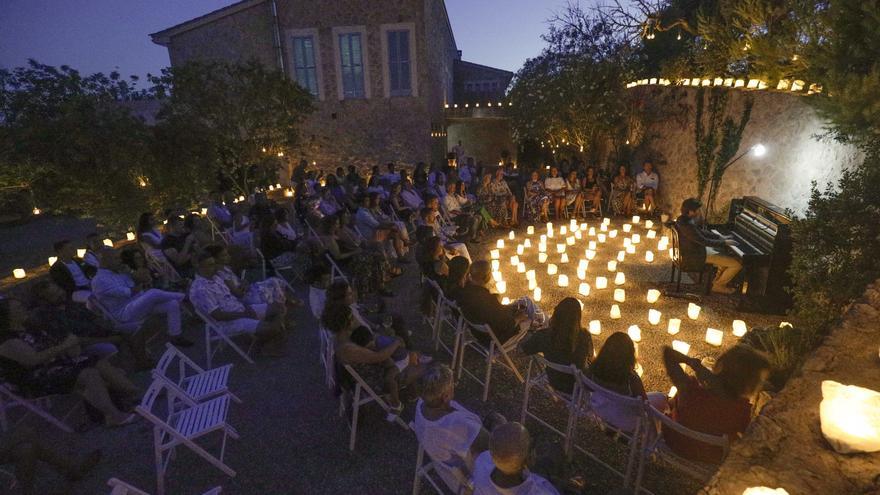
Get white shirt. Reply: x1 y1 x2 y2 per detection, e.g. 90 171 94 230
443 194 464 214
189 274 246 316
355 207 380 240
401 189 424 210
413 400 483 470
636 171 659 190
472 452 560 495
65 261 90 288
543 177 565 192
83 250 100 268
91 268 135 318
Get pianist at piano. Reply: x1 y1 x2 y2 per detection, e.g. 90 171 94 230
675 198 742 294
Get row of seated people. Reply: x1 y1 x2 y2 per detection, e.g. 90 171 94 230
417 250 772 473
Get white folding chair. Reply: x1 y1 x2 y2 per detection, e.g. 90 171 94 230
410 427 473 495
520 355 580 454
639 405 729 490
108 477 222 495
0 383 77 433
423 279 463 361
325 253 350 284
318 325 336 390
340 363 409 451
193 309 256 369
144 249 184 285
455 317 527 401
136 379 239 495
89 294 147 334
152 343 241 411
573 371 650 491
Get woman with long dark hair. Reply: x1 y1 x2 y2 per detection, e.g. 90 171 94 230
610 165 635 216
136 212 163 250
520 297 593 394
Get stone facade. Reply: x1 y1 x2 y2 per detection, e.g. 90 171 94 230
631 86 862 216
151 0 508 177
454 60 514 104
447 116 516 167
702 280 880 495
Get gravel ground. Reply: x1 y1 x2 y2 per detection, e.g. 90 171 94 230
10 218 782 495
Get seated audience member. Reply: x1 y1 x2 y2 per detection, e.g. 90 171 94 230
443 256 470 301
454 260 533 346
401 180 425 211
120 247 158 291
472 422 560 495
610 165 636 216
565 170 585 218
381 162 401 186
0 426 101 495
189 253 288 357
587 332 666 432
368 190 411 248
28 280 124 362
543 167 567 219
82 233 102 269
443 182 484 242
318 184 343 217
355 192 407 263
91 248 192 347
419 236 450 284
675 198 742 294
414 364 503 486
635 160 659 212
582 166 603 212
525 171 551 222
136 212 164 252
520 298 593 395
345 165 362 192
259 216 299 268
322 303 426 419
319 214 395 297
389 182 413 222
325 279 415 348
203 244 292 307
275 207 299 242
427 162 448 197
207 192 233 229
419 207 471 262
160 215 196 277
0 299 138 427
306 264 331 321
184 213 212 250
662 344 771 464
487 168 519 227
49 239 95 303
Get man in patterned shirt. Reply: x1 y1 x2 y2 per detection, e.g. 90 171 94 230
188 252 288 357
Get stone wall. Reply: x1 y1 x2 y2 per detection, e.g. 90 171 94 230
633 86 862 216
447 117 516 167
701 280 880 494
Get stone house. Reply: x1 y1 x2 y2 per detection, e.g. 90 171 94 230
150 0 514 175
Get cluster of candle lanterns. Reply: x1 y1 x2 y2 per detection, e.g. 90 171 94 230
487 216 758 380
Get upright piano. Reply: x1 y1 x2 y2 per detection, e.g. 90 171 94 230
708 196 793 314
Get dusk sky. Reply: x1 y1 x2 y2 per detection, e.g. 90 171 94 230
0 0 576 83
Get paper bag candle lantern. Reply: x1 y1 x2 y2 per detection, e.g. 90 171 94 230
491 260 500 271
672 340 690 355
732 320 748 337
538 253 548 263
533 287 542 302
609 230 618 238
668 318 681 335
820 380 880 454
623 224 632 233
528 279 537 290
627 325 642 342
595 276 608 289
646 289 661 303
547 264 558 275
527 226 535 235
742 488 790 495
645 251 654 263
578 283 590 296
509 230 515 240
526 270 536 281
589 320 601 335
687 303 701 320
517 245 524 255
496 239 504 249
614 272 626 285
13 269 26 279
501 297 510 305
48 257 57 267
705 328 723 346
560 253 569 264
495 281 507 294
648 309 661 325
607 260 617 272
617 251 625 262
585 250 596 260
557 275 569 287
610 304 621 319
613 289 625 302
490 249 500 259
524 239 532 248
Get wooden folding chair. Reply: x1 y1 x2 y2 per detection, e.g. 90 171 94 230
455 317 527 401
520 355 580 454
152 343 241 411
340 363 409 451
0 383 78 433
136 379 239 495
193 309 256 369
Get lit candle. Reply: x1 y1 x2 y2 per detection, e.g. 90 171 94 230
534 287 542 302
588 227 596 236
502 297 511 305
496 239 505 249
540 234 547 243
103 238 114 247
632 215 640 224
657 239 668 251
645 220 653 229
668 386 678 398
672 340 690 355
508 230 515 240
600 223 608 232
589 320 601 335
496 280 507 294
547 221 554 233
648 309 662 325
492 271 503 282
560 253 569 263
628 325 642 342
556 243 566 254
510 255 520 266
623 224 632 233
614 272 626 285
647 230 657 239
705 328 723 346
588 241 597 251
547 264 558 275
646 289 661 303
77 248 86 258
569 219 578 230
603 217 611 225
623 238 632 248
566 236 575 246
668 318 681 335
595 276 608 289
126 232 136 241
490 249 500 259
614 288 626 302
607 260 617 272
645 251 654 263
578 259 589 270
48 256 58 266
576 267 587 280
517 262 526 273
517 245 524 255
687 303 701 320
598 234 606 243
632 234 641 244
558 274 569 287
560 226 567 235
284 188 294 197
491 260 500 271
610 304 621 319
528 279 537 290
732 320 748 337
526 269 536 281
538 243 546 253
660 235 669 246
617 251 625 262
626 245 636 254
13 268 26 279
574 230 582 240
578 282 590 296
609 229 618 238
580 223 588 231
524 239 532 248
538 253 548 263
527 225 535 235
585 250 596 260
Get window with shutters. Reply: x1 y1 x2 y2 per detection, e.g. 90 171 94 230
338 32 365 98
291 36 318 96
386 30 411 96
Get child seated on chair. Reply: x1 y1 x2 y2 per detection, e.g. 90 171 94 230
321 303 427 420
471 422 560 495
413 364 506 483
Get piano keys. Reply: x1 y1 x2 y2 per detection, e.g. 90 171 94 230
709 196 793 314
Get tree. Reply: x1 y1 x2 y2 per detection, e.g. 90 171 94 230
149 60 314 195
